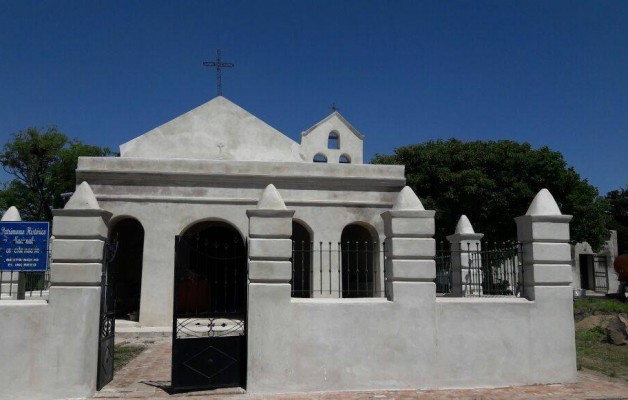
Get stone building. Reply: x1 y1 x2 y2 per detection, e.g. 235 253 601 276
571 231 620 295
0 96 579 399
77 96 404 326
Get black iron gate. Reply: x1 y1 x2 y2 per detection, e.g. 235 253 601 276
97 240 117 390
172 232 247 392
593 255 609 293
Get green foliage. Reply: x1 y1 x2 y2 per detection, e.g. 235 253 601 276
606 186 628 254
575 326 606 342
0 127 113 221
372 139 610 249
573 297 628 321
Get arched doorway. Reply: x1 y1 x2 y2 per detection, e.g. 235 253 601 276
291 221 312 298
108 218 144 321
172 220 247 391
341 223 377 298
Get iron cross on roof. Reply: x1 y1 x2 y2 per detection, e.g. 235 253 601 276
203 49 234 96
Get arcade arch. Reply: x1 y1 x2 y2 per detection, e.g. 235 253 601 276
340 223 378 298
108 217 144 321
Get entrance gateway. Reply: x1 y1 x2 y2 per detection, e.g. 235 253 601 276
97 240 117 390
172 222 247 391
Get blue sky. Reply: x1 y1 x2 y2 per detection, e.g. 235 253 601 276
0 0 626 194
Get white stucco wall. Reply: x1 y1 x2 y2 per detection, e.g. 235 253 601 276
0 185 109 400
77 156 405 326
0 288 101 400
246 188 577 394
435 290 576 387
120 97 304 162
246 284 576 393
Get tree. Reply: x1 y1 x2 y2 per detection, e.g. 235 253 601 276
372 139 610 250
606 186 628 254
0 127 113 221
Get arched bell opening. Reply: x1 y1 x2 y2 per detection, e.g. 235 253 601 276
108 217 144 321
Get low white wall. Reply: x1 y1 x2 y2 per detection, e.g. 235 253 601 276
0 184 108 400
247 284 577 393
0 287 101 400
435 289 576 388
248 283 436 393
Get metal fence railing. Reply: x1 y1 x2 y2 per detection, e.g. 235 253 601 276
435 244 452 294
291 241 387 299
435 241 524 297
0 248 51 300
0 270 50 300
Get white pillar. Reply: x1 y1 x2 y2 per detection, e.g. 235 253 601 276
49 181 112 396
246 184 295 391
447 215 484 296
381 186 436 302
515 188 577 382
1 206 24 299
515 188 573 300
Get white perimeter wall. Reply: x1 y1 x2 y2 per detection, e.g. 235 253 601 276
247 284 577 393
0 289 101 400
0 184 109 400
246 187 577 393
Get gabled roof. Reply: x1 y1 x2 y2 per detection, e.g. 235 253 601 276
300 111 365 140
119 96 303 162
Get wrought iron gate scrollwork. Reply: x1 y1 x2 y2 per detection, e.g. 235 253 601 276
97 239 118 391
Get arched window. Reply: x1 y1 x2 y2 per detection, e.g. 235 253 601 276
109 218 144 321
291 221 312 298
339 154 351 164
313 153 328 163
341 224 377 298
328 131 340 149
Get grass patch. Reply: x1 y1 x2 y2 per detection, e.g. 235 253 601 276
574 298 628 380
114 343 146 372
575 327 628 380
573 298 628 321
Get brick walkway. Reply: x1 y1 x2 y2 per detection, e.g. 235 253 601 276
93 339 628 399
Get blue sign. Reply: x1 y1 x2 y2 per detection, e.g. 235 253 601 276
0 222 50 271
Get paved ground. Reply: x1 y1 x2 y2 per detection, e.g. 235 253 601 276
93 339 628 399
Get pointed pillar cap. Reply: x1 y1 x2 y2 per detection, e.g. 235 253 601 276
455 215 475 234
1 206 21 221
257 184 287 210
526 188 562 216
393 186 425 211
65 181 100 210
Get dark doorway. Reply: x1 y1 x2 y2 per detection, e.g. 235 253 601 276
341 224 376 298
291 221 312 298
580 254 592 290
109 218 144 321
172 221 247 392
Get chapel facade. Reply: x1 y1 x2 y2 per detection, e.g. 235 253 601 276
77 96 405 326
1 96 579 398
